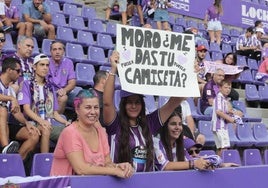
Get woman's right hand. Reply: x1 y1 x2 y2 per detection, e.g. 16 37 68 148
114 162 134 178
193 158 211 170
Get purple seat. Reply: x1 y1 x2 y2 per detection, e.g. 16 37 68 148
65 43 89 63
47 0 61 14
2 33 16 54
232 100 262 122
96 33 114 50
247 58 258 70
243 148 263 166
197 22 206 31
227 123 240 147
236 123 257 147
209 42 221 53
81 6 98 20
196 39 209 50
87 46 108 66
62 3 79 17
75 63 95 87
175 17 187 29
236 55 247 66
56 26 76 43
76 30 95 47
205 52 211 61
211 51 223 61
259 85 268 102
230 28 241 37
251 70 265 86
245 84 260 102
30 153 53 176
198 121 215 147
168 15 175 26
222 27 230 38
264 149 268 164
252 123 268 147
51 13 68 27
114 89 121 111
157 96 169 108
221 43 232 55
173 25 184 33
87 19 105 34
186 19 197 28
222 149 241 165
105 22 117 37
199 150 216 157
68 15 87 31
0 154 26 177
32 37 40 56
41 39 53 56
55 0 83 7
186 97 211 121
236 69 254 85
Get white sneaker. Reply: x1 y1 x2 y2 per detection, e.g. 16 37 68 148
2 141 19 154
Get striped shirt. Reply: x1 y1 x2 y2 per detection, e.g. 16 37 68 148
212 92 228 131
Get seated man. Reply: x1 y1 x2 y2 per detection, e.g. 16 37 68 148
0 57 39 158
22 0 55 39
48 41 76 114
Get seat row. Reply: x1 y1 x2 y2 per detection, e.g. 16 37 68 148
198 121 268 148
245 84 268 108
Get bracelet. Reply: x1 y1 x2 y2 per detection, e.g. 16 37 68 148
189 160 194 169
109 72 116 76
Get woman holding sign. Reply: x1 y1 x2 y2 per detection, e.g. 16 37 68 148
103 51 185 172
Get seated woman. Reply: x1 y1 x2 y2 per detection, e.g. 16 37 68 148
256 48 268 83
153 109 210 171
50 89 133 177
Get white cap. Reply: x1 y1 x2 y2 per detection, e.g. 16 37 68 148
33 54 49 65
256 27 265 34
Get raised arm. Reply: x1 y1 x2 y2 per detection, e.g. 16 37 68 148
103 51 119 125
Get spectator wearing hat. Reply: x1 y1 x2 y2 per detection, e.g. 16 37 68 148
18 54 70 153
48 41 76 114
236 26 261 61
184 138 239 168
22 0 55 40
103 51 185 172
254 20 268 48
194 45 208 97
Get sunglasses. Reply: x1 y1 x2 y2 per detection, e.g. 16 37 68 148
12 68 21 73
188 149 201 155
0 38 6 43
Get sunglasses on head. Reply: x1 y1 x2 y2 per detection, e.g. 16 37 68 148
0 38 6 43
188 149 201 155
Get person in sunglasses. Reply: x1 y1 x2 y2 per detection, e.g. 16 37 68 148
18 54 70 153
184 138 239 168
153 109 210 171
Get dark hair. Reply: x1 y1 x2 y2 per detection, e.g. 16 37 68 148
223 52 237 65
219 79 232 87
254 20 262 27
50 40 65 51
93 70 108 85
0 30 5 37
159 109 185 162
1 57 21 73
116 95 154 171
246 26 255 34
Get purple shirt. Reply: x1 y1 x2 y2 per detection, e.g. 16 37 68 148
48 57 76 90
18 80 58 120
5 4 19 19
106 110 162 172
200 79 219 114
206 5 221 21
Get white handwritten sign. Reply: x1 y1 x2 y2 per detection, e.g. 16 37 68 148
116 24 200 97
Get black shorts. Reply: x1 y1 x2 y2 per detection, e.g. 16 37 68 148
8 123 24 141
129 0 142 5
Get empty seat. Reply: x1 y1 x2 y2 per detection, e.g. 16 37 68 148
96 33 114 50
144 95 157 114
41 39 53 56
87 46 108 66
211 51 223 61
65 43 88 63
236 123 256 147
46 0 61 14
232 100 262 122
68 15 87 31
32 37 40 56
0 154 26 177
62 3 79 16
221 43 233 55
105 22 117 37
175 17 187 29
76 30 95 47
245 84 260 102
75 63 95 87
168 15 175 26
222 149 241 165
51 13 68 27
247 58 258 70
243 148 263 166
30 153 53 176
198 121 215 147
81 6 98 20
87 19 105 34
252 123 268 147
173 25 184 33
227 123 240 147
56 26 76 43
259 85 268 102
186 19 197 28
2 33 16 54
209 42 221 53
230 28 241 37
